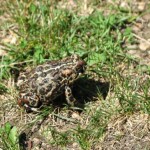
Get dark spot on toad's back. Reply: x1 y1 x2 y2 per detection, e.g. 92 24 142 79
46 85 52 91
39 88 46 95
50 70 59 77
36 66 43 72
41 72 47 77
33 73 38 79
42 78 49 84
19 76 26 81
31 81 37 88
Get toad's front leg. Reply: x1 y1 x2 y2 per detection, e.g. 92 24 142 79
65 86 78 106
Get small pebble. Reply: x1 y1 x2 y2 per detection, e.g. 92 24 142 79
138 2 146 12
139 41 150 51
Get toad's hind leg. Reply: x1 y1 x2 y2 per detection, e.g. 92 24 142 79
65 86 78 106
18 93 41 113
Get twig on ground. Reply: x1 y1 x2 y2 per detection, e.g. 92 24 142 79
133 33 150 45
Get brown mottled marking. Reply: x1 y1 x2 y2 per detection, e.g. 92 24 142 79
36 66 43 72
33 73 38 78
18 98 29 107
61 69 73 77
31 80 37 88
41 72 47 77
39 87 46 95
42 78 49 84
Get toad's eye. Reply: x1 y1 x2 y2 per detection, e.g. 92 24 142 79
77 60 86 68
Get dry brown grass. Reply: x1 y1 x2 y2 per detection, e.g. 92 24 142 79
0 0 150 150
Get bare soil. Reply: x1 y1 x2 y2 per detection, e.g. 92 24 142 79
0 0 150 150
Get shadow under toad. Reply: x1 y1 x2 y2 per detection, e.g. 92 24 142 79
51 77 110 109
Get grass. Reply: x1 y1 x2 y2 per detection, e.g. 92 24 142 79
0 122 19 150
0 0 150 149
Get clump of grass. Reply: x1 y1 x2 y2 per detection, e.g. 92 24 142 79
0 122 19 150
0 1 133 79
0 83 8 94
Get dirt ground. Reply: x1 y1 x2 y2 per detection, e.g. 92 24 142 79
0 0 150 150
